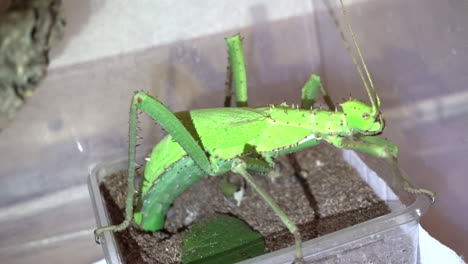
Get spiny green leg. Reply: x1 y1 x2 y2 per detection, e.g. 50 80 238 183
134 91 215 174
94 93 140 244
232 159 304 264
300 74 335 110
226 34 248 107
358 136 435 201
94 91 216 243
222 156 276 204
295 74 326 180
223 54 234 107
385 156 436 202
328 135 398 158
328 135 435 202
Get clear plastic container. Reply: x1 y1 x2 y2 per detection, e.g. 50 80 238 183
6 0 463 262
88 149 432 264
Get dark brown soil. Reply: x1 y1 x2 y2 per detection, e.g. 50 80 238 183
100 144 391 264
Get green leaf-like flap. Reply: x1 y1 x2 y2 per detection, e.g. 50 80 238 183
182 214 265 264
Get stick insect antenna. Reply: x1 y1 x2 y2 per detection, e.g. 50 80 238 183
336 0 381 113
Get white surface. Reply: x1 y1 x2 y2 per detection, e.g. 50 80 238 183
52 0 313 68
93 259 106 264
419 226 465 264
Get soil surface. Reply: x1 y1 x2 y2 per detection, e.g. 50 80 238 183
101 144 392 264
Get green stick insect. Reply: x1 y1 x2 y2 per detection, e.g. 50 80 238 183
94 1 434 263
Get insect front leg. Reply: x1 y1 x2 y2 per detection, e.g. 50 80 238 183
231 158 305 264
225 34 248 107
328 135 436 202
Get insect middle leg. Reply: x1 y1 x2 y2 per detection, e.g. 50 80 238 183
232 158 305 264
300 73 335 110
282 73 330 181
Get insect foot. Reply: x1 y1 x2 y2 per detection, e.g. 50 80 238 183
403 181 436 204
93 219 132 245
267 163 282 182
94 230 102 245
220 174 246 207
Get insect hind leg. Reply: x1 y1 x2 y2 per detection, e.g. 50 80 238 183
94 91 216 244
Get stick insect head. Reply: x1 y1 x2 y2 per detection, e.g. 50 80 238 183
340 98 384 135
336 0 384 135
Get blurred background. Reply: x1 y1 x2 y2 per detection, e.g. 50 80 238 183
0 0 466 263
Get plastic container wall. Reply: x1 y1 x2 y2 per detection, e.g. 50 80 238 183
0 0 466 263
314 0 468 257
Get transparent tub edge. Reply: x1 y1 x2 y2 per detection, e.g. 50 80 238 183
88 159 124 264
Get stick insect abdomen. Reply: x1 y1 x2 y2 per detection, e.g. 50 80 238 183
134 155 205 231
140 135 186 194
135 134 233 231
135 155 233 231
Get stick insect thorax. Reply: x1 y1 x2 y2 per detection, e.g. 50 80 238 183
263 101 384 140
